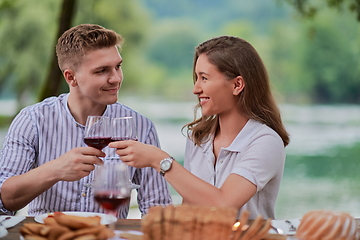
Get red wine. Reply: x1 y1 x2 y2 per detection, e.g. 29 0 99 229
111 137 138 142
94 192 130 211
84 137 112 150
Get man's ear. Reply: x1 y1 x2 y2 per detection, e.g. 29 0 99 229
64 69 77 87
233 76 245 95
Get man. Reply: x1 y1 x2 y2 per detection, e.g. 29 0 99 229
0 24 172 217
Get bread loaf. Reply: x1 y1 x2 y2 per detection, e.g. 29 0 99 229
142 204 273 240
295 210 359 240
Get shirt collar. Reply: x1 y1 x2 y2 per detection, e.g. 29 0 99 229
62 93 111 126
226 119 262 152
61 93 81 127
200 119 263 153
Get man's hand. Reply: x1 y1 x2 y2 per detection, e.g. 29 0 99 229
48 147 105 181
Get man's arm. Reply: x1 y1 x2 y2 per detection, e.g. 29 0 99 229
0 108 106 213
1 147 105 212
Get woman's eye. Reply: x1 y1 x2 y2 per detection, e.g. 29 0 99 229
201 76 208 81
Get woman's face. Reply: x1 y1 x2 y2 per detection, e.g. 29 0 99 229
193 54 240 117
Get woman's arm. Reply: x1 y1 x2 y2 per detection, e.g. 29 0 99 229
166 160 256 208
109 140 256 209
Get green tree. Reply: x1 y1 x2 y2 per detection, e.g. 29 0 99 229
0 0 152 109
146 20 197 71
264 20 320 104
39 0 76 101
73 0 152 94
266 10 360 104
139 19 200 100
221 6 360 104
280 0 360 21
299 13 360 103
0 0 60 107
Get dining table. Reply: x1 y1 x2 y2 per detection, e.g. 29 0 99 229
4 217 360 239
6 217 142 239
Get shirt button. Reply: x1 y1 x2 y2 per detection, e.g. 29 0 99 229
82 193 86 197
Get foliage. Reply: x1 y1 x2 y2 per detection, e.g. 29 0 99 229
146 20 198 71
137 19 199 99
0 0 153 108
279 0 360 21
264 22 307 103
38 0 76 101
264 7 360 104
0 0 59 107
0 115 13 128
142 0 291 33
301 18 360 103
0 0 360 106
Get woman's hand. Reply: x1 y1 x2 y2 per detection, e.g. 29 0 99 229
108 140 169 170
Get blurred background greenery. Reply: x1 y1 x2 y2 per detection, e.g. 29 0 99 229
0 0 359 219
1 0 360 107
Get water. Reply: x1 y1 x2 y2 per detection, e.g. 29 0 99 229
1 99 360 219
281 104 360 156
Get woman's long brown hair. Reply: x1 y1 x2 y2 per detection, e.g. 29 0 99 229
183 36 290 147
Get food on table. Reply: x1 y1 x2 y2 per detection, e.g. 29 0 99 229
19 212 114 240
141 204 281 240
295 210 359 240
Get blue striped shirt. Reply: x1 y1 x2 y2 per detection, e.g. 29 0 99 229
0 93 172 217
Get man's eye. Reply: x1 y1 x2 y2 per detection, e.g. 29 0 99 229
95 69 106 74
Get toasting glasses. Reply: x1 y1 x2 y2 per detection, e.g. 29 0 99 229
83 116 138 151
83 116 140 190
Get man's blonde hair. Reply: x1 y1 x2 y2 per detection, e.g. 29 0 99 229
56 24 123 72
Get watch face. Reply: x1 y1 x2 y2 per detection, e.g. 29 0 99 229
161 160 171 171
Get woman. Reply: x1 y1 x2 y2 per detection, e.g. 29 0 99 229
109 36 289 219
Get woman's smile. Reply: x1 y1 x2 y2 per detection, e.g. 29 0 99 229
199 97 209 105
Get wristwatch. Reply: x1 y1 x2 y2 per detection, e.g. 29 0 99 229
159 157 174 176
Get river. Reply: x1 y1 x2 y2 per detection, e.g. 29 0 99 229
1 99 360 219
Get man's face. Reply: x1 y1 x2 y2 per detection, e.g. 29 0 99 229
72 46 123 106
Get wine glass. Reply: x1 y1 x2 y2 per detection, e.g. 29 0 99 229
111 117 140 189
111 117 138 142
84 116 111 150
93 161 132 230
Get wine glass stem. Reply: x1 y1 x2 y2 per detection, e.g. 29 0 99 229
107 210 117 231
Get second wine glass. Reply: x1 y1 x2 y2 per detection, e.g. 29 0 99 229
111 117 138 142
111 116 140 189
